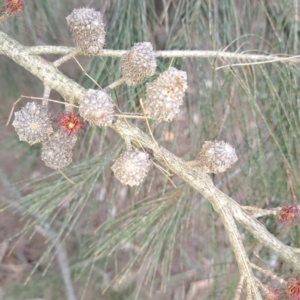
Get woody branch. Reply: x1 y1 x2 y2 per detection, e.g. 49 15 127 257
2 29 300 298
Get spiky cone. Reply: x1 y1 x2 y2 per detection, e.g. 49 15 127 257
121 42 156 86
66 8 105 55
12 102 53 145
79 89 115 127
144 67 188 122
111 150 151 186
197 141 238 174
41 129 77 170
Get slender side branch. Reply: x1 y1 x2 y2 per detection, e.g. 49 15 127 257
53 49 80 67
233 276 245 300
20 45 300 64
103 78 125 92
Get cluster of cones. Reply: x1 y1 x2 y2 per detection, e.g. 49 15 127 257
11 7 237 186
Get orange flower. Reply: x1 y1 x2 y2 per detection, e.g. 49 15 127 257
56 112 85 136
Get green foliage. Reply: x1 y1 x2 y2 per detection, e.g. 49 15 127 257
1 0 300 299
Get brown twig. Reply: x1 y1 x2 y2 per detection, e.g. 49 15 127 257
250 263 286 285
233 276 245 300
58 170 75 185
6 95 79 126
72 56 101 89
139 99 170 170
103 78 125 92
6 97 22 126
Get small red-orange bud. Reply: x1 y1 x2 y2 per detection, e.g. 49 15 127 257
277 205 297 223
56 112 85 136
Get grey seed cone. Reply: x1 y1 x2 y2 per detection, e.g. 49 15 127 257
198 141 238 174
66 8 105 55
12 102 53 145
41 129 77 170
121 42 156 86
79 89 115 127
145 67 187 122
111 150 151 186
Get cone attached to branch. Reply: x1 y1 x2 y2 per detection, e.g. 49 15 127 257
79 89 115 127
145 67 187 121
121 42 156 86
12 102 53 145
41 129 77 170
111 150 151 186
66 8 105 55
197 140 238 174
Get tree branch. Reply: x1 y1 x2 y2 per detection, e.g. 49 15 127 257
2 29 300 299
4 44 300 64
0 31 85 103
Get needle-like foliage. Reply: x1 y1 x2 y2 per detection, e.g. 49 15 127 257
1 1 300 299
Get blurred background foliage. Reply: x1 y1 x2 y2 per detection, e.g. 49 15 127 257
0 0 300 299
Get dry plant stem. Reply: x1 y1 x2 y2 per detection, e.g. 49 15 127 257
2 30 300 297
20 46 300 64
6 95 78 126
233 276 245 300
0 168 77 300
249 262 286 284
152 161 176 188
72 56 101 89
103 78 125 92
242 206 277 218
58 169 75 185
255 279 267 293
241 205 300 219
53 48 80 67
6 96 22 126
215 56 300 70
21 96 79 107
115 113 149 120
